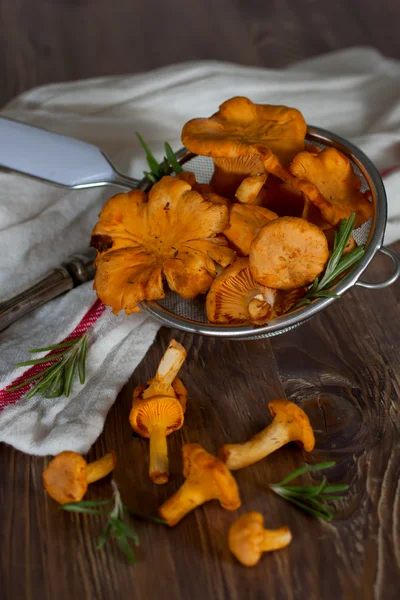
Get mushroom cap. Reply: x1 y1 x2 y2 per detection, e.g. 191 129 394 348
130 392 185 438
206 258 307 325
235 174 268 205
229 511 265 566
290 148 373 227
182 443 241 510
182 97 306 166
229 512 292 566
249 216 329 290
91 176 235 314
206 257 277 325
42 451 88 505
268 399 315 451
224 204 278 256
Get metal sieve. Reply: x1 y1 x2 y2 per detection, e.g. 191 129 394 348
0 119 398 336
138 126 400 339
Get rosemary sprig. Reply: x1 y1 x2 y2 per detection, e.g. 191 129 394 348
61 480 166 564
136 133 182 183
270 461 349 521
7 334 88 399
292 213 365 310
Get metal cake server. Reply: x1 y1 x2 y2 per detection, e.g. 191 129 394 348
0 116 140 332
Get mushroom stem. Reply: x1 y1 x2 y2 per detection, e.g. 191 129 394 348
220 399 315 470
220 421 293 470
143 340 187 398
149 426 169 484
247 295 271 322
261 527 293 552
159 481 210 526
86 451 116 484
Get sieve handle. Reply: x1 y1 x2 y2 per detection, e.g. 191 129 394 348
356 246 400 289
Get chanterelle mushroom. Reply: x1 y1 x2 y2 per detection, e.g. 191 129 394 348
181 97 306 196
43 450 116 505
158 443 241 526
250 216 329 290
130 339 187 484
206 258 305 325
229 512 292 566
290 147 373 227
220 399 315 470
224 204 278 256
91 176 235 314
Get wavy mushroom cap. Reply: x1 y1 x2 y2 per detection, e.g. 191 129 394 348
250 216 329 290
206 258 306 325
182 97 306 196
91 176 235 314
130 394 185 438
229 512 292 566
268 399 315 451
43 451 88 505
182 97 306 166
224 203 278 256
206 257 276 325
182 444 241 510
290 148 373 227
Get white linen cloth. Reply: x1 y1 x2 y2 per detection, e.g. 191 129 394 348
0 46 399 456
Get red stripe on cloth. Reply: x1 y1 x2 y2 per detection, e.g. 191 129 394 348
380 165 400 178
0 299 106 410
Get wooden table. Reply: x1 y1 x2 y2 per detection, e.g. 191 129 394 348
1 2 400 598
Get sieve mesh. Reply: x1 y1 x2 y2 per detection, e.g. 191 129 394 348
156 140 373 325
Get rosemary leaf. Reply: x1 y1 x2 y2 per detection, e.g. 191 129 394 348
78 335 88 385
25 360 68 400
165 142 183 174
125 507 167 525
270 461 347 521
9 334 89 400
7 371 46 391
136 132 161 178
15 348 72 367
64 351 79 398
278 461 336 486
62 500 112 508
29 339 80 353
291 213 365 310
97 522 112 549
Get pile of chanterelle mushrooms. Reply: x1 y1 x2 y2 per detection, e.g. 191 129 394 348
90 96 373 324
43 339 318 567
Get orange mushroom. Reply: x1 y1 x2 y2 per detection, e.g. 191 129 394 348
235 174 268 205
229 512 292 566
130 339 187 484
249 216 329 289
224 204 278 256
181 97 306 196
220 399 315 470
159 443 241 526
42 450 116 505
290 148 373 227
91 176 236 314
206 258 305 325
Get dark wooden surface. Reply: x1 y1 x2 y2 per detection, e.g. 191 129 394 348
1 1 400 599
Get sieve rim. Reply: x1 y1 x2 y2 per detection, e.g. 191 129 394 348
139 125 387 337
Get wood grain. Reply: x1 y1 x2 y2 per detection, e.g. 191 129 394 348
1 1 400 598
1 243 399 600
